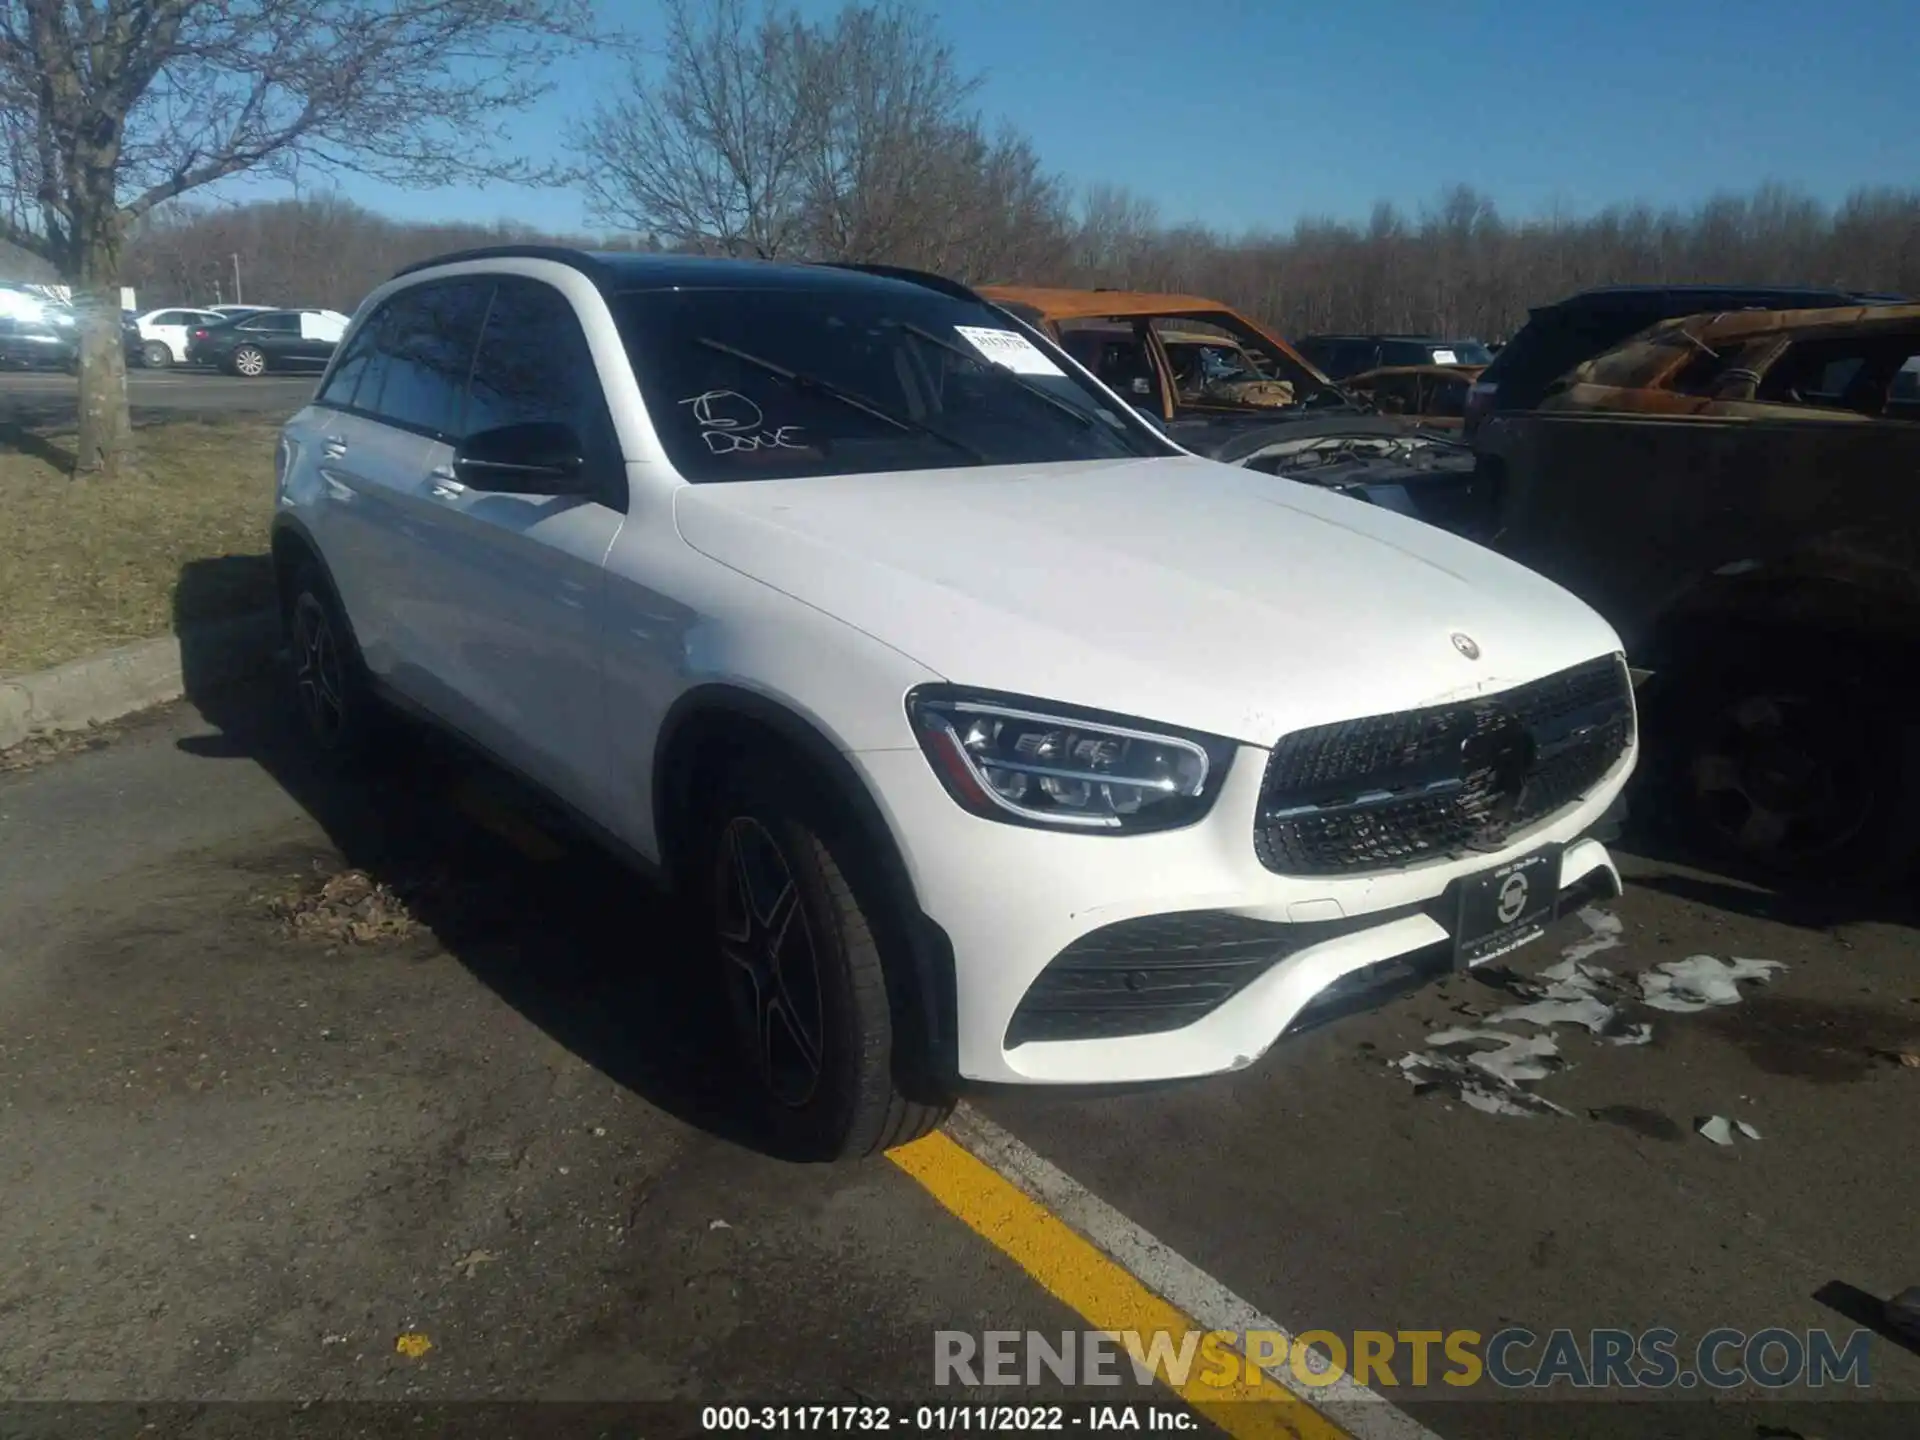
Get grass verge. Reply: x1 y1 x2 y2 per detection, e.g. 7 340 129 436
1 417 278 677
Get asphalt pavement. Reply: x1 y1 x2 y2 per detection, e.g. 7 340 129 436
0 367 315 426
2 677 1918 1437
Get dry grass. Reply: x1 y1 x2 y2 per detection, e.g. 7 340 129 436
0 417 279 677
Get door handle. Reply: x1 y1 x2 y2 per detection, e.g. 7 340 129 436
428 477 467 501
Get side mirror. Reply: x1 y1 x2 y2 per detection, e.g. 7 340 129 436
453 421 592 493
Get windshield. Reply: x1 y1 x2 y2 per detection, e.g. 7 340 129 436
1434 340 1494 366
614 285 1172 482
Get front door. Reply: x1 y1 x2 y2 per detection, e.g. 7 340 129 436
405 275 625 821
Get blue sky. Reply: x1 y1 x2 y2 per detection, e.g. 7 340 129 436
213 0 1917 236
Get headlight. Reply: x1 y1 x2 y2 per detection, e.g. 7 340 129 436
906 686 1236 833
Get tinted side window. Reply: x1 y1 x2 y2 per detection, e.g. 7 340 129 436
363 281 492 437
317 314 384 410
465 278 605 439
242 313 300 333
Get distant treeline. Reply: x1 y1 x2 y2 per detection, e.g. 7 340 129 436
103 180 1918 344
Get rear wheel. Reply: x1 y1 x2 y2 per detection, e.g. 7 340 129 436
698 760 950 1161
141 340 172 369
231 345 267 377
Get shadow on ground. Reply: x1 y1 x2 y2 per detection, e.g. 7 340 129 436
0 416 76 469
171 566 783 1162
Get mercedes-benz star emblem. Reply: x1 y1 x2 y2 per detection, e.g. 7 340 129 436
1451 632 1482 660
1495 871 1530 925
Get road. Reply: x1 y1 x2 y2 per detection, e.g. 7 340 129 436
0 367 315 424
2 678 1917 1437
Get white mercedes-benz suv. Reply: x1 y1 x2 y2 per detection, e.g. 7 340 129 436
273 247 1637 1159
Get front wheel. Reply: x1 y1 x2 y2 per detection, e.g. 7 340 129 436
1644 640 1920 889
700 763 951 1161
231 345 267 377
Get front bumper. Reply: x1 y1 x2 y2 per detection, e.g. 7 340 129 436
854 735 1634 1086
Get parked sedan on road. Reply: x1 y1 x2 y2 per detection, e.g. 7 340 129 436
0 313 78 371
133 306 227 367
186 308 350 376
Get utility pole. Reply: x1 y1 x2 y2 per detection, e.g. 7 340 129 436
231 253 243 305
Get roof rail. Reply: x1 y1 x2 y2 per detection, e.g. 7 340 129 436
818 261 984 304
389 244 611 282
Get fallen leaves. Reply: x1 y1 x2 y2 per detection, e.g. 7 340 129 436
267 867 420 944
452 1249 497 1279
394 1332 433 1359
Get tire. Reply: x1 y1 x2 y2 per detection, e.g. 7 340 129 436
141 340 172 369
283 560 383 763
231 345 267 377
1641 636 1920 889
698 759 951 1161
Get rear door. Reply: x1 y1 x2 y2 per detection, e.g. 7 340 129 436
404 274 625 816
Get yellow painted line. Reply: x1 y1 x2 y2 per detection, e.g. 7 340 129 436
889 1130 1355 1440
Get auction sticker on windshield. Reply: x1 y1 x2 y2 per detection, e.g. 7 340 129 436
954 326 1065 376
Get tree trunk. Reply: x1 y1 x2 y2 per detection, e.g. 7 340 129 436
74 234 134 480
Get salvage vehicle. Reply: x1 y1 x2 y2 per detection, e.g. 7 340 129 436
1296 334 1494 379
1475 303 1920 884
1462 283 1905 440
1341 363 1485 428
981 286 1487 535
274 247 1637 1159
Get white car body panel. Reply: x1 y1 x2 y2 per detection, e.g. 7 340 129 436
279 254 1638 1090
136 307 224 364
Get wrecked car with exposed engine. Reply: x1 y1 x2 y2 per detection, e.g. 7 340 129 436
981 286 1487 536
1473 302 1920 886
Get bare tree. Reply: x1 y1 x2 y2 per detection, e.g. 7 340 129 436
0 0 599 477
572 0 811 259
570 0 1068 274
790 2 979 262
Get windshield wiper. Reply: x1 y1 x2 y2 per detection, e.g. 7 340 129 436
894 321 1096 431
692 337 986 461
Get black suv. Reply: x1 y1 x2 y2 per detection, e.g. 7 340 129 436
1463 284 1905 439
1295 334 1494 379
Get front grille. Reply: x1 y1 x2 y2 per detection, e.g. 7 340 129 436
1255 654 1633 877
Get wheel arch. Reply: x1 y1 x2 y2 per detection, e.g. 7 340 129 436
1637 556 1920 674
653 683 957 1086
